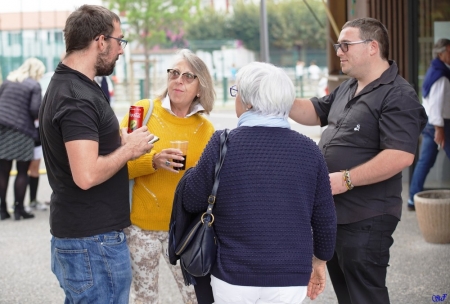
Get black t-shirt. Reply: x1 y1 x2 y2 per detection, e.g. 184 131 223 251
39 63 130 238
311 61 427 224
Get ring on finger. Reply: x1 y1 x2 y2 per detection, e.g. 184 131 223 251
165 160 171 166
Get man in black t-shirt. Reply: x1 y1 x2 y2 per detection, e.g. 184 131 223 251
39 5 155 303
289 18 427 304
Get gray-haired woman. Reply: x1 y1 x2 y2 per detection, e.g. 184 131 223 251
180 62 337 303
0 58 45 221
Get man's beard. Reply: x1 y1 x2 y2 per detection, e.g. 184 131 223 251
95 45 116 76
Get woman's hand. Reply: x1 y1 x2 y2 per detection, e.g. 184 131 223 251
307 256 327 300
153 148 185 172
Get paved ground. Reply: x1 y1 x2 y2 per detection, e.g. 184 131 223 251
1 103 449 303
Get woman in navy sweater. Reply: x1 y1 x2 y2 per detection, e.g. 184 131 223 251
181 62 337 303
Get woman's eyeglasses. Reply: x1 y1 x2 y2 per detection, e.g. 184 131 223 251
229 85 238 97
167 69 198 84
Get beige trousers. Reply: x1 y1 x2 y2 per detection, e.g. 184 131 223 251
125 225 197 304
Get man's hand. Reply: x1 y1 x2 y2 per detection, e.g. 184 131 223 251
120 126 154 160
307 256 327 300
329 171 347 195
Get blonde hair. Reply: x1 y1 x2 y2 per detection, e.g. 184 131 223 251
7 58 46 83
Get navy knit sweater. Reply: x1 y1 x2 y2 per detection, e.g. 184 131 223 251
182 126 336 287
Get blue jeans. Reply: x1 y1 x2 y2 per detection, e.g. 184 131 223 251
409 121 450 204
51 230 132 304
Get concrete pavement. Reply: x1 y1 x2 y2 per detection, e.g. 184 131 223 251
1 103 449 303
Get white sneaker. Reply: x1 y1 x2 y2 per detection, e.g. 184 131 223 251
30 200 48 211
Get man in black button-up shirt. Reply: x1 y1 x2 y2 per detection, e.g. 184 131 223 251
290 18 427 304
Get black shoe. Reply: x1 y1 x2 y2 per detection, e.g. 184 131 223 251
0 210 11 220
14 209 35 220
407 204 415 211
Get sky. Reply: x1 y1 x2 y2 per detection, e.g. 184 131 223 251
0 0 103 13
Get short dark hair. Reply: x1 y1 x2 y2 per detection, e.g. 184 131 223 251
343 17 389 60
63 5 120 55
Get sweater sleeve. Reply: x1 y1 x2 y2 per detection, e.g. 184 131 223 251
182 130 221 213
311 155 337 261
29 81 42 119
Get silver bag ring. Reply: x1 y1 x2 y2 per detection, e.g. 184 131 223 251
201 213 215 226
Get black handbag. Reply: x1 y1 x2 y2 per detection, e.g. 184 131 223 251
174 129 230 277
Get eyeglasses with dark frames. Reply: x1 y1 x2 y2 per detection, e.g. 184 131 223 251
333 39 372 53
167 69 198 84
95 35 128 49
229 85 238 97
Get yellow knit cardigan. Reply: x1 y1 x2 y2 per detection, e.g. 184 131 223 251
120 98 215 231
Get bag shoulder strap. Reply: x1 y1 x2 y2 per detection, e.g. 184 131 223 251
205 129 230 215
143 99 154 125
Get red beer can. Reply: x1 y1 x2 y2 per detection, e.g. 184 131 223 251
128 106 144 133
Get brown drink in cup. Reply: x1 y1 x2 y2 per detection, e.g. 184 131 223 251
170 141 188 170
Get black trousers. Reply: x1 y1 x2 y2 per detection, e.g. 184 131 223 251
327 214 399 304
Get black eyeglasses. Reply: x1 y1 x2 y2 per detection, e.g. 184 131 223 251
167 69 198 84
95 35 128 49
229 85 238 97
333 39 372 53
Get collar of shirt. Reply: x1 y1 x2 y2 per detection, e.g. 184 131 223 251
350 60 398 99
162 94 205 118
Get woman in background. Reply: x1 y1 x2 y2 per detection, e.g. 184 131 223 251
0 58 45 220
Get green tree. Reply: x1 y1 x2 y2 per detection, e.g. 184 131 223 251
185 0 327 54
107 0 199 96
228 1 261 52
274 0 327 50
185 7 231 41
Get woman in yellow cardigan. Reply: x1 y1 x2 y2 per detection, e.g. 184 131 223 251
120 49 215 304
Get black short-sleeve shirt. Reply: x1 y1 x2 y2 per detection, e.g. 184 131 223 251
39 63 130 237
311 61 427 224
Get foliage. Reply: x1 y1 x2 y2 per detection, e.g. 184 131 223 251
107 0 199 49
226 1 261 52
184 7 232 41
106 0 199 96
184 0 328 52
271 0 327 50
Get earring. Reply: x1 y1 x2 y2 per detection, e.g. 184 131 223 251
197 94 200 97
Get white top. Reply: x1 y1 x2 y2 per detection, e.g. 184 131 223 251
422 65 450 127
308 64 321 80
162 94 205 118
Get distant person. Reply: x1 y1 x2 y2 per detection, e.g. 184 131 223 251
307 60 321 85
94 76 111 103
0 57 45 221
120 49 215 304
289 18 427 303
28 119 48 211
408 38 450 210
296 60 305 80
180 62 337 304
230 64 237 82
39 5 154 303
